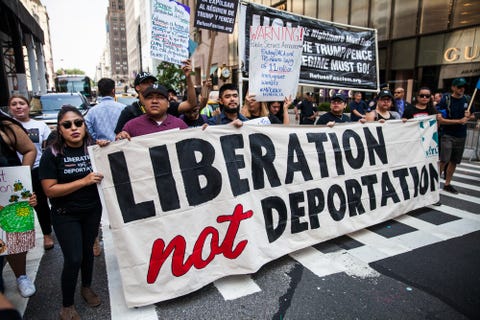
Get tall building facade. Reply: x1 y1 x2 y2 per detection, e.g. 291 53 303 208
107 0 129 85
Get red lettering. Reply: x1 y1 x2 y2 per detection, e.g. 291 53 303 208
146 204 253 283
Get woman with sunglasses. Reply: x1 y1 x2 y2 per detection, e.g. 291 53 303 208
402 87 438 120
39 105 104 320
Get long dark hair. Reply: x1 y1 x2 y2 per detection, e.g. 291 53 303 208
0 110 28 147
49 105 92 156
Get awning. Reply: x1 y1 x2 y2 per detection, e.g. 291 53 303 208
1 0 44 43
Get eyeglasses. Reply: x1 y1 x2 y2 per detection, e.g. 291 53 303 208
418 94 431 98
60 119 84 129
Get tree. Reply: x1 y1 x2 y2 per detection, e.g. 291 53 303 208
55 68 85 75
156 62 186 94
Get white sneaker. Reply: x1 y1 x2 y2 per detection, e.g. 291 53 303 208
17 275 36 297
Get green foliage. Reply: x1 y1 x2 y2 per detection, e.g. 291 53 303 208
156 62 186 93
56 68 85 75
318 102 330 112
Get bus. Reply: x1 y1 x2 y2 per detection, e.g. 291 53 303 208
54 75 93 101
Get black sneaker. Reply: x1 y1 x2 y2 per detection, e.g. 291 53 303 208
432 201 442 206
443 184 458 194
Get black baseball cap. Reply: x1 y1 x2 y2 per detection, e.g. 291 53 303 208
331 93 347 102
134 72 157 86
452 78 467 87
142 84 168 99
377 90 393 100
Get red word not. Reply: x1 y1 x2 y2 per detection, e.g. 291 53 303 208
147 204 253 283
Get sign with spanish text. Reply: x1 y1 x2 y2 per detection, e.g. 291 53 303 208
194 0 238 33
0 166 35 256
150 0 190 65
248 25 304 101
239 2 379 91
90 117 439 307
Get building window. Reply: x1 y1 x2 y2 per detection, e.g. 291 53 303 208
392 0 418 39
333 0 349 24
317 0 331 21
350 0 369 27
420 0 450 33
391 39 416 70
371 0 391 41
452 0 480 28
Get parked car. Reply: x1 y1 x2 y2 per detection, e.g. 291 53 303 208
30 92 91 127
115 92 137 106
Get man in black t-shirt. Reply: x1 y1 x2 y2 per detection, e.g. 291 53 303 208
295 92 317 124
316 93 350 126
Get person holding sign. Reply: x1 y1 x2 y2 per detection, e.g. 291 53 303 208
8 95 55 251
116 84 188 139
207 83 248 126
315 93 350 127
267 96 293 124
241 93 269 120
365 90 400 122
39 106 104 320
0 111 38 298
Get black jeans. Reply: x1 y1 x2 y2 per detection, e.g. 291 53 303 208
52 207 101 307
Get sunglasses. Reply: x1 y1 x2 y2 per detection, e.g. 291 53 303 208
418 94 431 98
60 119 84 129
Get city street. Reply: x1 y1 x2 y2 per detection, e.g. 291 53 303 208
4 160 479 320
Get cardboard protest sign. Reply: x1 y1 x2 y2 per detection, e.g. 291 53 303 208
90 117 439 307
0 166 35 256
239 2 379 91
194 0 238 33
248 25 304 101
150 0 190 65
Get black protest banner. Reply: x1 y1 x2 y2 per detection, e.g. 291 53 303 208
194 0 238 34
240 2 378 91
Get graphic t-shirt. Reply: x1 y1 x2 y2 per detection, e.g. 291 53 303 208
403 105 437 119
39 145 100 213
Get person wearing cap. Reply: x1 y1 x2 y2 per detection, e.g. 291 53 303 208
114 59 196 134
115 84 188 139
436 77 475 194
295 92 317 125
365 90 400 122
315 93 350 126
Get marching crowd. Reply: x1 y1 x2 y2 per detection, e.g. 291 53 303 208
0 56 477 319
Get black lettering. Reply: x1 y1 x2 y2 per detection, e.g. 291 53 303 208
343 129 364 169
429 163 439 191
221 134 249 196
307 188 324 229
361 174 378 210
176 139 222 206
419 165 429 195
289 191 308 234
345 179 365 216
108 151 155 223
409 167 419 197
150 146 181 211
393 168 410 200
327 184 346 221
307 132 329 177
381 172 400 206
261 196 287 243
285 133 313 184
250 133 281 190
328 132 345 176
363 126 388 166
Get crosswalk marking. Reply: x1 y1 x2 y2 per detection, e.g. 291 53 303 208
441 179 480 192
440 190 480 204
214 275 261 300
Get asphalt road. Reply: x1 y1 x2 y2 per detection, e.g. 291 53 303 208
4 160 480 320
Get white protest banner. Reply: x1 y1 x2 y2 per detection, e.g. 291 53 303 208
90 118 439 307
239 2 378 91
150 0 190 65
0 166 34 256
248 26 304 101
